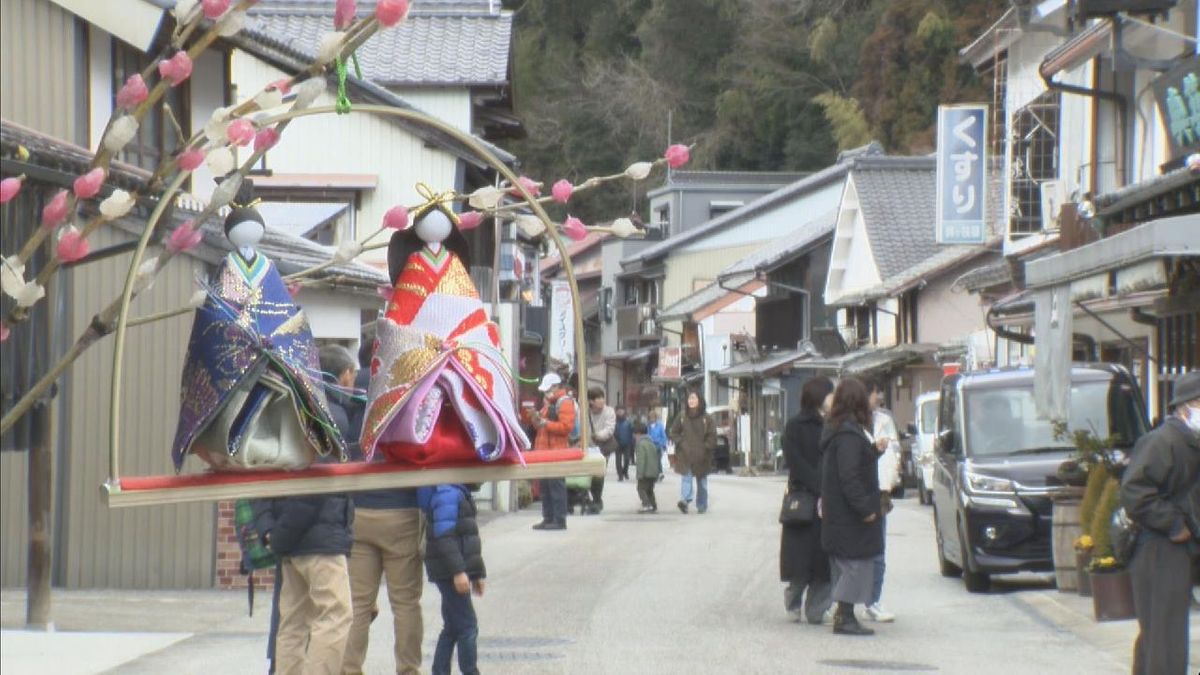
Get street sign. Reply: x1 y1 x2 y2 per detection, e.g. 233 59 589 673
936 104 988 245
656 346 682 380
1151 55 1200 162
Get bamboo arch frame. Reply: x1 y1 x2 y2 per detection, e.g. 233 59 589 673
107 103 592 484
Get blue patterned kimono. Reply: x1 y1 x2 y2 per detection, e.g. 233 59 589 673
171 251 345 471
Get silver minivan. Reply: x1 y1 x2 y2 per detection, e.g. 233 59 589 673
908 391 939 505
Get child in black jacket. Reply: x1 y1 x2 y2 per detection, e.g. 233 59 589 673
419 484 486 675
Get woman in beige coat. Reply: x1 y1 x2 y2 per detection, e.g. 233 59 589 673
671 391 717 514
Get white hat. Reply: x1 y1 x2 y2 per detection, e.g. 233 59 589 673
538 372 562 393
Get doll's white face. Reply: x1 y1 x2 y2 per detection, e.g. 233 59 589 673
415 209 452 245
227 219 264 249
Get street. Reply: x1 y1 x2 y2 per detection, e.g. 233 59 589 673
7 463 1192 674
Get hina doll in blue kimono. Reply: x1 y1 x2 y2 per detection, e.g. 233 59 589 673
171 180 345 472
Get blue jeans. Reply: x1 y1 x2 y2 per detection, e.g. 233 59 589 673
680 472 708 510
432 579 479 675
871 516 887 605
539 478 567 524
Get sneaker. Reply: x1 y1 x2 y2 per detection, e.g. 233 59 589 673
532 521 566 531
865 603 895 622
677 500 688 514
697 507 707 515
638 506 654 514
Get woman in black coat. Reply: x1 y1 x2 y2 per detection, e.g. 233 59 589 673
780 376 835 624
820 377 883 636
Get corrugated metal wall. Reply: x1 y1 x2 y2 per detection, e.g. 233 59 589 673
59 226 216 588
0 0 80 143
0 453 30 586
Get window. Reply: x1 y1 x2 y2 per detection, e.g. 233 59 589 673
708 201 743 220
846 304 873 347
654 205 670 235
1009 91 1061 236
898 291 919 344
112 38 189 171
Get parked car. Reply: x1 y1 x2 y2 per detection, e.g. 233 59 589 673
907 391 940 505
931 364 1147 593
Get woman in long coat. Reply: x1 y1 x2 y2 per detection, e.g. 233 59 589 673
820 377 883 636
671 391 717 514
780 376 835 624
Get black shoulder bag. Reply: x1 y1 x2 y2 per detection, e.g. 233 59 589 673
779 487 816 526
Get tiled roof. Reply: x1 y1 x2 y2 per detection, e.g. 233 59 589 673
720 209 837 278
850 156 940 280
247 1 513 86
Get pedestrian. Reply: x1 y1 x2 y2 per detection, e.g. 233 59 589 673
648 410 668 482
819 377 883 637
780 376 835 625
672 391 717 514
530 372 575 530
1120 370 1200 675
253 488 355 673
865 378 898 623
634 420 661 512
419 484 487 675
587 387 618 513
325 344 425 675
614 406 635 481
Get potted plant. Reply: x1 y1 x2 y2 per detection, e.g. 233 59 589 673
1088 477 1136 621
1074 534 1094 597
1073 458 1110 596
1050 422 1117 593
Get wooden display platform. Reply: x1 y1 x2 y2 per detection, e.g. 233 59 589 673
103 450 601 508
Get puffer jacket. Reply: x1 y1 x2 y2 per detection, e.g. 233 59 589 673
253 492 354 558
819 420 883 560
419 484 486 581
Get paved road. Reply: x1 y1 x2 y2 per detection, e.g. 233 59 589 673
6 463 1182 674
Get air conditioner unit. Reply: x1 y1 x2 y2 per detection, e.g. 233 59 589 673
1039 180 1068 231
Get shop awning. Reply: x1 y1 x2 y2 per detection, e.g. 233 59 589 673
603 346 658 363
1025 215 1198 289
716 347 815 379
658 273 760 323
802 344 938 375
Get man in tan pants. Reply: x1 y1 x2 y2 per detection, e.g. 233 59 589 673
342 493 424 674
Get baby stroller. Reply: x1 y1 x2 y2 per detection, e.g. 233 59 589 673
566 474 598 515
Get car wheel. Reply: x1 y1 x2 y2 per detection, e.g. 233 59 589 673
934 508 961 577
958 522 991 593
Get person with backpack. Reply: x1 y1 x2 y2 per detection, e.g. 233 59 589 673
419 484 487 675
1119 370 1200 675
252 489 355 675
530 372 576 530
671 391 717 514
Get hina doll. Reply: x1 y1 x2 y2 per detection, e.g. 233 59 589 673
361 185 529 465
171 181 345 471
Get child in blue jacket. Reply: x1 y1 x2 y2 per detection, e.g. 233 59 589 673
418 484 486 675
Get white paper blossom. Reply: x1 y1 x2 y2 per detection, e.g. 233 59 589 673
187 289 208 308
204 106 233 143
468 186 505 210
173 0 199 22
1 257 44 308
205 146 236 176
317 31 346 65
217 9 247 37
253 87 284 112
103 115 140 153
333 239 363 264
209 173 243 209
516 214 546 238
99 189 136 219
292 78 326 111
132 258 159 295
610 217 640 239
624 162 653 181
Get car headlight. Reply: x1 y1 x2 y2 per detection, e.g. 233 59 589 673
964 469 1015 495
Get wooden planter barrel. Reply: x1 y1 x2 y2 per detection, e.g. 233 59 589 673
1076 549 1093 597
1050 497 1082 592
1090 568 1136 621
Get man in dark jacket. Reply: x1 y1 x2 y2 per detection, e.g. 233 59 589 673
614 407 634 481
1120 370 1200 675
254 492 354 675
420 484 486 675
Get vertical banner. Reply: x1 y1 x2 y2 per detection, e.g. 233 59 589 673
936 104 988 245
548 279 575 366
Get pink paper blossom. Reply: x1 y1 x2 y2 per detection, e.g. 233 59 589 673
563 216 588 242
226 118 255 147
269 78 293 95
73 168 106 199
508 175 542 198
664 144 690 169
167 220 202 254
334 0 357 29
177 147 206 171
551 179 574 204
383 205 409 230
253 127 281 152
0 323 9 343
0 176 23 204
201 0 229 19
457 211 483 231
115 74 149 111
41 190 69 228
375 0 408 27
56 227 90 263
376 285 394 302
287 281 302 298
158 51 193 87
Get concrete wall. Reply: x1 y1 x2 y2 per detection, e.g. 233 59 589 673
916 256 999 347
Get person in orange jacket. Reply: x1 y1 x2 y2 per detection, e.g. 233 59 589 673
530 373 576 529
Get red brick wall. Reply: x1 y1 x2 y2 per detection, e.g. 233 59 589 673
215 500 274 590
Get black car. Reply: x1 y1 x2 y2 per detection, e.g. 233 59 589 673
930 363 1147 593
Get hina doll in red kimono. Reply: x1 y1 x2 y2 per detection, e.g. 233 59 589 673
360 186 529 465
